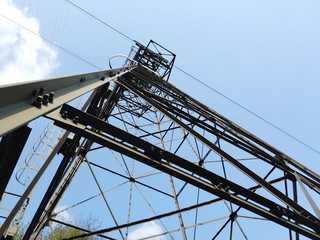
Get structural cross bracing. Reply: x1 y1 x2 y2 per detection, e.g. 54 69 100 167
0 40 319 240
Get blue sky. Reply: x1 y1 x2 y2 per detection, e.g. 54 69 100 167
1 0 320 239
3 0 319 158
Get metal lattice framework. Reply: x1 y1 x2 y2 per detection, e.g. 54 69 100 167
0 41 319 240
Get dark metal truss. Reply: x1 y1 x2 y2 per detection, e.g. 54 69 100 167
1 45 319 239
130 40 176 81
30 66 320 239
47 99 320 239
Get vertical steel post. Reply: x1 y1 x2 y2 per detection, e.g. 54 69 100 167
0 126 31 201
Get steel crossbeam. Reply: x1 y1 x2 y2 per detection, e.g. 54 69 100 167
118 69 320 224
1 41 319 240
46 104 320 240
0 66 135 136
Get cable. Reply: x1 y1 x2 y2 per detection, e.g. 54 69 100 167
65 0 134 42
3 1 319 156
0 13 102 70
64 0 320 156
173 65 320 155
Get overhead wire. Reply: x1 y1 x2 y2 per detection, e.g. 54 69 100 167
65 0 134 42
3 4 319 238
0 13 102 70
62 0 320 156
174 65 320 156
2 1 319 156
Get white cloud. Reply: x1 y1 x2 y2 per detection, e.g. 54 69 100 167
128 221 166 240
0 0 59 85
53 205 73 223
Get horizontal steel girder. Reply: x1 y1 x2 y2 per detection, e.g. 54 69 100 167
117 70 320 225
127 67 320 186
0 66 135 136
47 104 320 240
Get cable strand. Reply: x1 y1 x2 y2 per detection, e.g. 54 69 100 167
2 1 319 156
65 0 134 42
173 65 320 155
0 13 102 70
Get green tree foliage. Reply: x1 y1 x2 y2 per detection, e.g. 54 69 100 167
44 223 98 240
13 223 27 240
14 215 101 240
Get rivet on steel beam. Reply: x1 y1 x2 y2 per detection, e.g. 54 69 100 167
73 116 79 124
39 87 45 95
33 96 43 108
61 111 68 119
49 92 55 103
42 94 49 106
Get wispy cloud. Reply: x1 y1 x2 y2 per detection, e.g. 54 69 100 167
54 205 73 223
0 0 59 85
128 221 166 240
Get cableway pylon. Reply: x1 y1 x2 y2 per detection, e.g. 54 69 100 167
0 40 319 240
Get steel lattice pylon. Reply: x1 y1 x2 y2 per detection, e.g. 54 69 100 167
0 41 320 240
